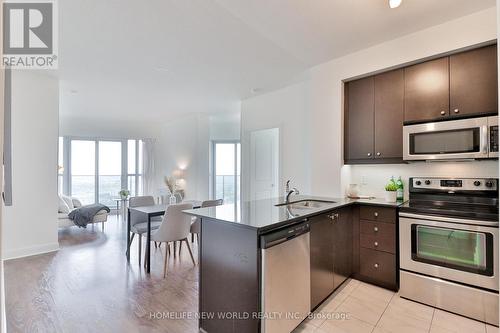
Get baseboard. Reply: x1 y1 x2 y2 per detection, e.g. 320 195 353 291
3 242 60 261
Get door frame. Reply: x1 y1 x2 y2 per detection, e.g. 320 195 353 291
211 140 240 203
248 127 280 201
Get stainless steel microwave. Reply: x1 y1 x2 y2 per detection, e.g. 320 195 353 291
403 116 498 161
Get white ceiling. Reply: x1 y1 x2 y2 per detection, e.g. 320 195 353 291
59 0 495 123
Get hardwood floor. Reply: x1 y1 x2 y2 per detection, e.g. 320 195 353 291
4 215 199 333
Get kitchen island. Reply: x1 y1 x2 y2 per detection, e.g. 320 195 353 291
184 195 402 333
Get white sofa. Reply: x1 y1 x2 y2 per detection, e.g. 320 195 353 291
58 196 109 230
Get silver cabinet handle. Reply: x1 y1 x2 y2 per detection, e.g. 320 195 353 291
374 263 379 269
376 152 381 156
367 152 372 157
374 242 379 247
374 212 379 217
454 108 459 113
373 227 379 232
328 213 339 222
440 111 446 116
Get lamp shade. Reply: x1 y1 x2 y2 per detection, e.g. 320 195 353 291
173 169 185 180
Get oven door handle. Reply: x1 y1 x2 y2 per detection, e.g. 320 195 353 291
399 212 499 227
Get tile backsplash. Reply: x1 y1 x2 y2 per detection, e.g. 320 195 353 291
342 160 499 200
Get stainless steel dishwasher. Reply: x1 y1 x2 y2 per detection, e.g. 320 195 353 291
261 220 311 333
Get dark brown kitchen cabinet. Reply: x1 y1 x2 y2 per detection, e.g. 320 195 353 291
404 57 450 123
310 207 353 310
333 207 353 290
345 76 374 161
310 212 334 310
345 44 498 164
353 205 398 291
374 69 404 160
450 45 498 117
345 70 404 164
359 248 396 287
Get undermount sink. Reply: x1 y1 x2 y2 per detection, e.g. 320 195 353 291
275 199 336 209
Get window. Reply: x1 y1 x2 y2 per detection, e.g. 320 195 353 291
98 141 122 206
61 137 144 206
213 142 240 204
71 140 96 205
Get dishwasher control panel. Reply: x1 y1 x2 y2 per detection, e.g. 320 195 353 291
261 220 310 249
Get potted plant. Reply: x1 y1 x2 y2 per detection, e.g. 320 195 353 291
384 180 398 202
119 189 130 200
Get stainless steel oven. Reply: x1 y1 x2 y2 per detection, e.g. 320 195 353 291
403 116 498 161
399 177 499 325
400 213 498 291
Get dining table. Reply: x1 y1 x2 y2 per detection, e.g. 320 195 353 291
126 200 202 273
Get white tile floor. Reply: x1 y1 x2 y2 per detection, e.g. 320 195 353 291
294 279 499 333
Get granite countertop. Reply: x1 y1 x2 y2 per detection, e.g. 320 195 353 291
184 195 405 233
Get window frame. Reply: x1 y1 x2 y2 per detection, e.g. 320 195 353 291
126 139 143 197
59 136 144 206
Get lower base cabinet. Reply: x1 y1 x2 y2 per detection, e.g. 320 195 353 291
354 205 398 290
334 207 353 290
310 207 353 310
310 212 334 310
359 248 396 289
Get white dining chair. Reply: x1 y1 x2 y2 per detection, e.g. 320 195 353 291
190 199 223 243
151 202 194 278
128 196 163 266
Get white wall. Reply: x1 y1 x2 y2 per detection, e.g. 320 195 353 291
241 81 311 200
152 114 209 200
209 111 241 141
242 7 498 199
315 7 498 198
3 71 59 259
152 111 241 201
59 115 156 140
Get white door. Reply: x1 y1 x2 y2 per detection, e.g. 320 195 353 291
249 128 279 200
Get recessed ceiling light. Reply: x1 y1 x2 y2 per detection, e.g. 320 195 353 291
389 0 402 8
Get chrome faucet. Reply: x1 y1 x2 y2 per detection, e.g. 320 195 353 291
285 179 291 195
286 187 300 203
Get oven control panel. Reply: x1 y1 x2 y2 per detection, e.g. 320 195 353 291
412 178 497 191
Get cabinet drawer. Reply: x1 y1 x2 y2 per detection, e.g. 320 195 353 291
360 233 395 254
359 248 396 285
360 220 395 235
359 206 396 223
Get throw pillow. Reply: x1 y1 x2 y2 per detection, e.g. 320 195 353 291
58 196 70 214
61 194 74 210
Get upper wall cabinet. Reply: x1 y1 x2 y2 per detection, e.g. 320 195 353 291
344 69 404 164
404 57 450 123
344 44 498 165
449 45 498 117
374 69 404 160
345 77 374 161
404 44 498 124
